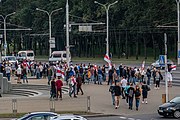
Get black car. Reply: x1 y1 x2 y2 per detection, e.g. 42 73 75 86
158 97 180 119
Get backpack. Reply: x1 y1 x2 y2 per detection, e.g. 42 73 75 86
135 89 141 97
128 89 134 97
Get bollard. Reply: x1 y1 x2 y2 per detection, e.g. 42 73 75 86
12 99 17 114
87 96 90 112
49 99 55 112
162 94 166 103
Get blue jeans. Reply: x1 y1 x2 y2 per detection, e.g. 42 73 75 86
23 75 28 83
70 85 76 97
98 74 103 84
136 98 140 108
111 93 115 105
129 96 134 109
6 73 10 81
36 73 40 79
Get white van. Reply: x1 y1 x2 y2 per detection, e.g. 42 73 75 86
49 51 71 63
17 50 35 61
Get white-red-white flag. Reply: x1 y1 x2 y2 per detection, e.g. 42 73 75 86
104 54 111 64
56 67 65 78
170 65 176 71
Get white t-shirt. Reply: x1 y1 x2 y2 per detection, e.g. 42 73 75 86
121 78 127 88
167 72 172 81
16 67 22 75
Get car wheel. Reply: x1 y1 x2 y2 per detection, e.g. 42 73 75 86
174 110 180 118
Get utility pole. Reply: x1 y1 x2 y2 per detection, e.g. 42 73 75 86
164 33 168 102
66 0 70 67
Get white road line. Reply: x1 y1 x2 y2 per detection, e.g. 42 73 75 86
119 116 127 119
127 118 135 120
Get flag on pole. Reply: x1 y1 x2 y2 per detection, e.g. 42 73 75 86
104 53 112 69
56 67 65 78
170 65 176 71
104 53 111 63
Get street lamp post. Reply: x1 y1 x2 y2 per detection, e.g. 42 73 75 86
66 0 70 67
94 1 118 56
0 12 16 57
177 0 180 65
36 8 62 56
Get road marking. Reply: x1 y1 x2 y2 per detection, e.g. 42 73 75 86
119 116 127 119
127 118 135 120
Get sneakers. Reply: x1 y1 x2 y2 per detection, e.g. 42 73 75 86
142 101 144 104
145 101 148 104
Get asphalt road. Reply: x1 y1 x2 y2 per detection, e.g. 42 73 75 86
87 113 177 120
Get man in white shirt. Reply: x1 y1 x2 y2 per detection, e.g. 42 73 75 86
16 65 22 84
121 76 127 99
5 64 11 81
167 71 172 87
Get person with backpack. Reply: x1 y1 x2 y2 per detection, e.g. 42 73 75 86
127 83 135 110
135 85 142 111
124 82 130 104
141 81 150 104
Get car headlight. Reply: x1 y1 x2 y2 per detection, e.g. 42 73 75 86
166 107 176 111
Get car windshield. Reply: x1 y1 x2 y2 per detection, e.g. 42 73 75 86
27 53 34 57
170 97 180 103
19 52 26 57
53 54 61 58
7 57 16 61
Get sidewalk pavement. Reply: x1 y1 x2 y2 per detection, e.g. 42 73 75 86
1 77 180 116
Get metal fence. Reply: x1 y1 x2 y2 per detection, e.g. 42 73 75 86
0 96 91 114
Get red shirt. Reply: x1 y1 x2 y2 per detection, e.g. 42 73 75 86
55 79 63 89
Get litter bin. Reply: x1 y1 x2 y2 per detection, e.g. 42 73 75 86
162 94 166 103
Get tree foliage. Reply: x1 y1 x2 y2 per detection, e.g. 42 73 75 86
0 0 178 60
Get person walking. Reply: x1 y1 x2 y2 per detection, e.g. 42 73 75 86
114 82 121 109
141 81 150 104
47 66 53 85
69 75 77 98
124 82 130 104
5 64 11 81
55 76 63 100
135 85 142 111
167 71 172 87
109 82 115 106
120 76 127 99
16 65 22 84
127 83 135 110
146 67 151 85
155 70 161 89
76 74 84 95
22 67 28 83
50 78 56 99
97 66 103 85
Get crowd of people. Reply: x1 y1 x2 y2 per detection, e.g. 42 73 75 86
0 59 174 109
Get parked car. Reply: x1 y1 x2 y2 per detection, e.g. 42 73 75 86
151 59 174 69
12 112 58 120
158 96 180 119
2 56 18 64
50 114 87 120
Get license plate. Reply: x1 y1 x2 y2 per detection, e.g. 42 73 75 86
159 110 163 113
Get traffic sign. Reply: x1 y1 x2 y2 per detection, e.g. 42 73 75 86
178 50 180 58
159 55 165 65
